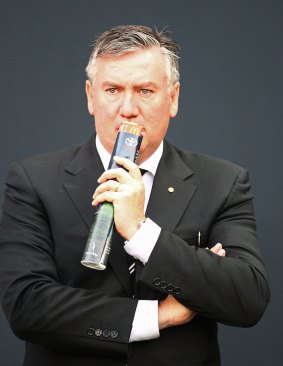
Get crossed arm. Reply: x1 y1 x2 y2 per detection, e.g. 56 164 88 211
93 156 228 331
0 154 269 355
158 243 225 330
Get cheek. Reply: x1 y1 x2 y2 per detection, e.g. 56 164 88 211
92 93 115 115
92 97 106 116
149 95 171 116
146 103 170 130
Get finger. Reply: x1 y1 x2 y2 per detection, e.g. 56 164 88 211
218 249 226 257
210 243 222 253
92 191 117 206
113 156 141 179
98 167 129 184
93 180 120 199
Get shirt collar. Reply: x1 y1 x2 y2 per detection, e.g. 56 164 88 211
95 135 163 177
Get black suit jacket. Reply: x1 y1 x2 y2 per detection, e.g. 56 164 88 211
0 136 269 366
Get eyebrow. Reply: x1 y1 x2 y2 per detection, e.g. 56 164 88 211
137 82 159 89
101 81 159 89
101 81 121 87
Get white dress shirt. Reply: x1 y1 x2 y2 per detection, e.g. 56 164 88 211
95 135 162 342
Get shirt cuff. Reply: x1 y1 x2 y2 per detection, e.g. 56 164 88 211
124 218 161 264
129 300 160 342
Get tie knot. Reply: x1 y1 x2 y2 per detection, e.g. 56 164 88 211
140 168 147 176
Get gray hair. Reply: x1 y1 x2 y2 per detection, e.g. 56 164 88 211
86 25 180 85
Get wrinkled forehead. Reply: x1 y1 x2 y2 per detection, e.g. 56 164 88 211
95 47 171 83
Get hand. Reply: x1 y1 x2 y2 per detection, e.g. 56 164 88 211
92 156 145 240
158 243 226 330
208 242 226 257
158 294 196 330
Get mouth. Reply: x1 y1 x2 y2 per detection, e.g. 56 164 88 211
116 122 145 133
117 121 145 127
117 122 144 136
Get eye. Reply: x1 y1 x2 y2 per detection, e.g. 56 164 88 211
139 89 152 95
106 88 118 94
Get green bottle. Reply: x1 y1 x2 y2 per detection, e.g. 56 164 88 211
81 122 144 270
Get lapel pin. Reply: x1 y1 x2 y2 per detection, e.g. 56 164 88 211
168 187 175 193
198 231 201 246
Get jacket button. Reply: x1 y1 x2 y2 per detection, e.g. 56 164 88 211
160 281 168 289
95 328 102 336
87 328 95 336
167 284 174 292
153 277 161 286
174 287 181 295
103 329 110 337
111 330 119 338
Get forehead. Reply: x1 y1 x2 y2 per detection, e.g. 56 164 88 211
94 47 169 84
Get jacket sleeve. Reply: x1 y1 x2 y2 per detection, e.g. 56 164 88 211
0 162 138 356
139 168 270 327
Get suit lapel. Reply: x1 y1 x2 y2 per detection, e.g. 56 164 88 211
146 141 197 233
62 136 132 296
62 136 103 230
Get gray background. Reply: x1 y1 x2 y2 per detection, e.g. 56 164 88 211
0 0 282 365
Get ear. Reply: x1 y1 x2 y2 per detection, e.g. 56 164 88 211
169 81 180 118
85 80 94 115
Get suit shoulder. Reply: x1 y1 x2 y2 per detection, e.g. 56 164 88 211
174 145 246 175
15 143 83 173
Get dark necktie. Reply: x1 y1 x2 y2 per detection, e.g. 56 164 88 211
139 168 147 176
126 168 147 295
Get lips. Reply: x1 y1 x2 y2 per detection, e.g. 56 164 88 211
116 121 145 131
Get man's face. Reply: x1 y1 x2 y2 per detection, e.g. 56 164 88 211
85 47 180 163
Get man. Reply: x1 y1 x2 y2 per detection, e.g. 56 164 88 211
0 25 269 365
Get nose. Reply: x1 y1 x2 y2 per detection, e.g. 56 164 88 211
119 92 139 119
